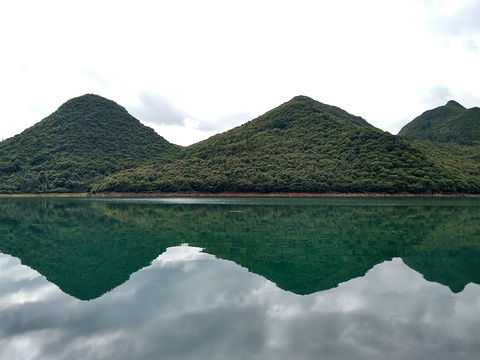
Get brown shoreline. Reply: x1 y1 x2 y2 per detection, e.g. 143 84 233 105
0 192 478 198
87 192 479 198
0 193 89 198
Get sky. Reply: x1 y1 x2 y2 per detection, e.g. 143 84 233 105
1 0 480 146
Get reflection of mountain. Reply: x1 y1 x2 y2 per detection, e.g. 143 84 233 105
0 198 175 300
0 198 479 300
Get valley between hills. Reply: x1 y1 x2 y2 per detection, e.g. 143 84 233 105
1 94 479 195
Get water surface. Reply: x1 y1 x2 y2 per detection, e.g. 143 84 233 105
0 197 479 359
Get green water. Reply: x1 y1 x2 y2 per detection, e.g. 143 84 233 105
0 197 479 359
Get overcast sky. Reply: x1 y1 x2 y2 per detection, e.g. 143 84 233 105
1 0 480 145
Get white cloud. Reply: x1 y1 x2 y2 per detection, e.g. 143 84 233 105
428 0 480 37
421 84 454 106
131 92 191 127
1 0 480 144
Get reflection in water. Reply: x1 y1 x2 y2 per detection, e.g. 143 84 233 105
0 197 479 299
1 247 479 360
0 197 480 359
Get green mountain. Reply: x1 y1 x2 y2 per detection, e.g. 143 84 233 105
398 100 480 144
2 94 480 194
0 94 180 193
92 95 479 194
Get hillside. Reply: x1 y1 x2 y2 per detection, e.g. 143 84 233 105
0 94 180 193
398 100 480 144
92 96 480 194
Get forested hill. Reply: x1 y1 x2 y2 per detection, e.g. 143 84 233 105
92 96 480 194
398 100 480 144
2 94 479 195
0 94 180 193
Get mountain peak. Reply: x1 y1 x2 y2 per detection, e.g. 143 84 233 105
290 95 315 102
56 94 130 120
445 100 465 109
399 100 479 144
60 93 122 106
277 95 374 128
0 94 180 193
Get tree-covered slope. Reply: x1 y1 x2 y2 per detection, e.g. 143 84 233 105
0 94 181 193
92 96 479 194
410 140 480 189
398 100 480 144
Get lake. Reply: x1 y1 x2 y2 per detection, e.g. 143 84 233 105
0 196 479 359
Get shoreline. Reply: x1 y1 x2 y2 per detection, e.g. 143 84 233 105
88 192 479 198
1 192 479 198
0 193 89 198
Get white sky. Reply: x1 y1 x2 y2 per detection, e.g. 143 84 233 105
1 0 480 146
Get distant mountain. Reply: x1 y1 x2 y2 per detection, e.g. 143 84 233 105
0 94 180 193
93 95 479 194
398 100 480 144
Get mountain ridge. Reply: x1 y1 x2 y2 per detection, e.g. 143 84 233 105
92 95 480 194
398 100 480 144
1 94 480 194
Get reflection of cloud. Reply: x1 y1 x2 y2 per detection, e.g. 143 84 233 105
150 245 205 265
0 255 40 282
0 255 59 308
261 259 473 360
1 253 480 360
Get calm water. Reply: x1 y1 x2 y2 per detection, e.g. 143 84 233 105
0 197 479 359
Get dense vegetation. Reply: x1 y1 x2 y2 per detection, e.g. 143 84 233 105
92 96 480 194
0 94 180 193
1 94 480 194
398 100 480 144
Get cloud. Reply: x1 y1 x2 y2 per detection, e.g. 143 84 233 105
133 92 253 132
455 91 480 108
131 92 191 127
80 69 110 88
421 84 454 106
426 0 480 51
197 112 253 133
2 1 480 146
441 2 480 36
125 93 254 145
420 84 480 110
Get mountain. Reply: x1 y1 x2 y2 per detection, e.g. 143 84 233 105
92 95 479 194
398 100 480 144
2 94 479 195
0 94 180 193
